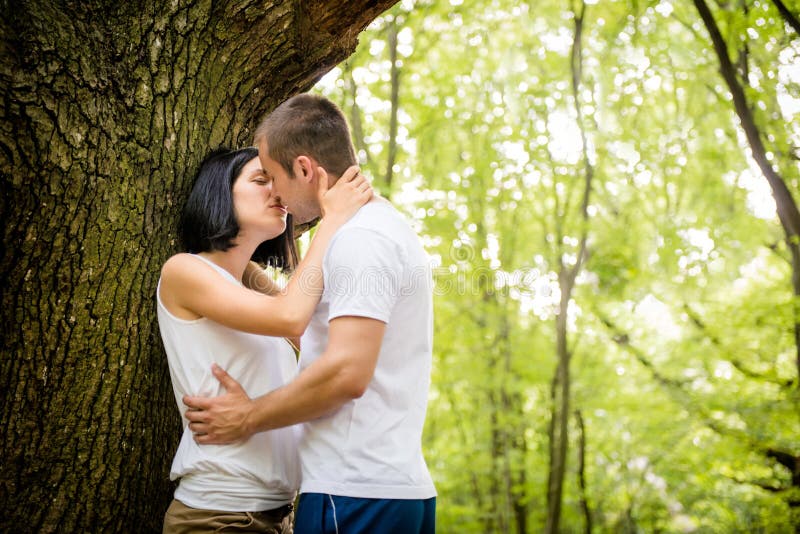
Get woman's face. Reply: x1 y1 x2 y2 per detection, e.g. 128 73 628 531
232 157 288 242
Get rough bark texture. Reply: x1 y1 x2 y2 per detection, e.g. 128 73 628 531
0 1 397 531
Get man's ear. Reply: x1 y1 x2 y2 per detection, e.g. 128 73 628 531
293 156 316 183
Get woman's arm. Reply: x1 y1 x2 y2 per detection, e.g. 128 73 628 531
160 166 371 337
242 262 300 350
242 261 282 296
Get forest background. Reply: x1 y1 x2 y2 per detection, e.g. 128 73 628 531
2 0 799 532
311 0 800 532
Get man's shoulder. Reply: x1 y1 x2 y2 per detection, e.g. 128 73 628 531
340 199 411 238
324 204 408 268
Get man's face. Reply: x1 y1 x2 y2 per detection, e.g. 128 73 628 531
258 140 320 224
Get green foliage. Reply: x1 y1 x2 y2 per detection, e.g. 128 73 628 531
315 0 800 531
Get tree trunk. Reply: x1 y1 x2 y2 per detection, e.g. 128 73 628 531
384 14 400 195
693 0 800 385
343 61 373 176
546 3 593 532
0 1 396 531
575 409 593 534
546 296 572 534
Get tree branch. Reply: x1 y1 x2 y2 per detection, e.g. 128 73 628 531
693 0 800 239
693 0 800 386
768 0 800 36
682 303 790 385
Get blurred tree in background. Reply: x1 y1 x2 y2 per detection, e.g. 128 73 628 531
315 0 800 531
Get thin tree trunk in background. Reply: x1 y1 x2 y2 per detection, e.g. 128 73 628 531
0 1 397 531
486 301 510 533
385 15 400 196
693 0 800 386
471 187 512 532
509 360 529 534
546 305 572 534
489 390 506 533
502 209 530 534
575 409 593 534
512 426 529 534
344 61 373 173
546 2 593 531
439 381 488 516
498 308 529 534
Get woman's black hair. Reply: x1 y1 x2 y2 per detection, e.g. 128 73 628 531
180 147 298 271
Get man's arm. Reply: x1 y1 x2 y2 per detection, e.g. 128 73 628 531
183 316 385 443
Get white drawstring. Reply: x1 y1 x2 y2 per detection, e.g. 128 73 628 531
328 494 340 534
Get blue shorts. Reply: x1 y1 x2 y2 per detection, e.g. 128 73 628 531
294 493 436 534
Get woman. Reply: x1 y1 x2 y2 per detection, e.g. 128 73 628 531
157 146 371 533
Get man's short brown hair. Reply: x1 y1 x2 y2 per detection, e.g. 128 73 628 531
254 93 357 179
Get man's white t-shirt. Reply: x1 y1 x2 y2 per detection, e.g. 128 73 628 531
298 199 437 499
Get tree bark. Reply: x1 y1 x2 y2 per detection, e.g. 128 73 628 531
0 1 396 531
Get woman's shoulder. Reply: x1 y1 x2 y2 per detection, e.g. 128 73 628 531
161 253 225 290
161 253 235 294
161 253 198 279
159 254 207 321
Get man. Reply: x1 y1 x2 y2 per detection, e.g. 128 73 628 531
183 93 436 533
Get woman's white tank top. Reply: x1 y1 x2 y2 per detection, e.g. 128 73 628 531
156 254 300 511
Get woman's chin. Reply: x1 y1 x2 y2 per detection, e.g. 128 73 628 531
267 223 287 239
